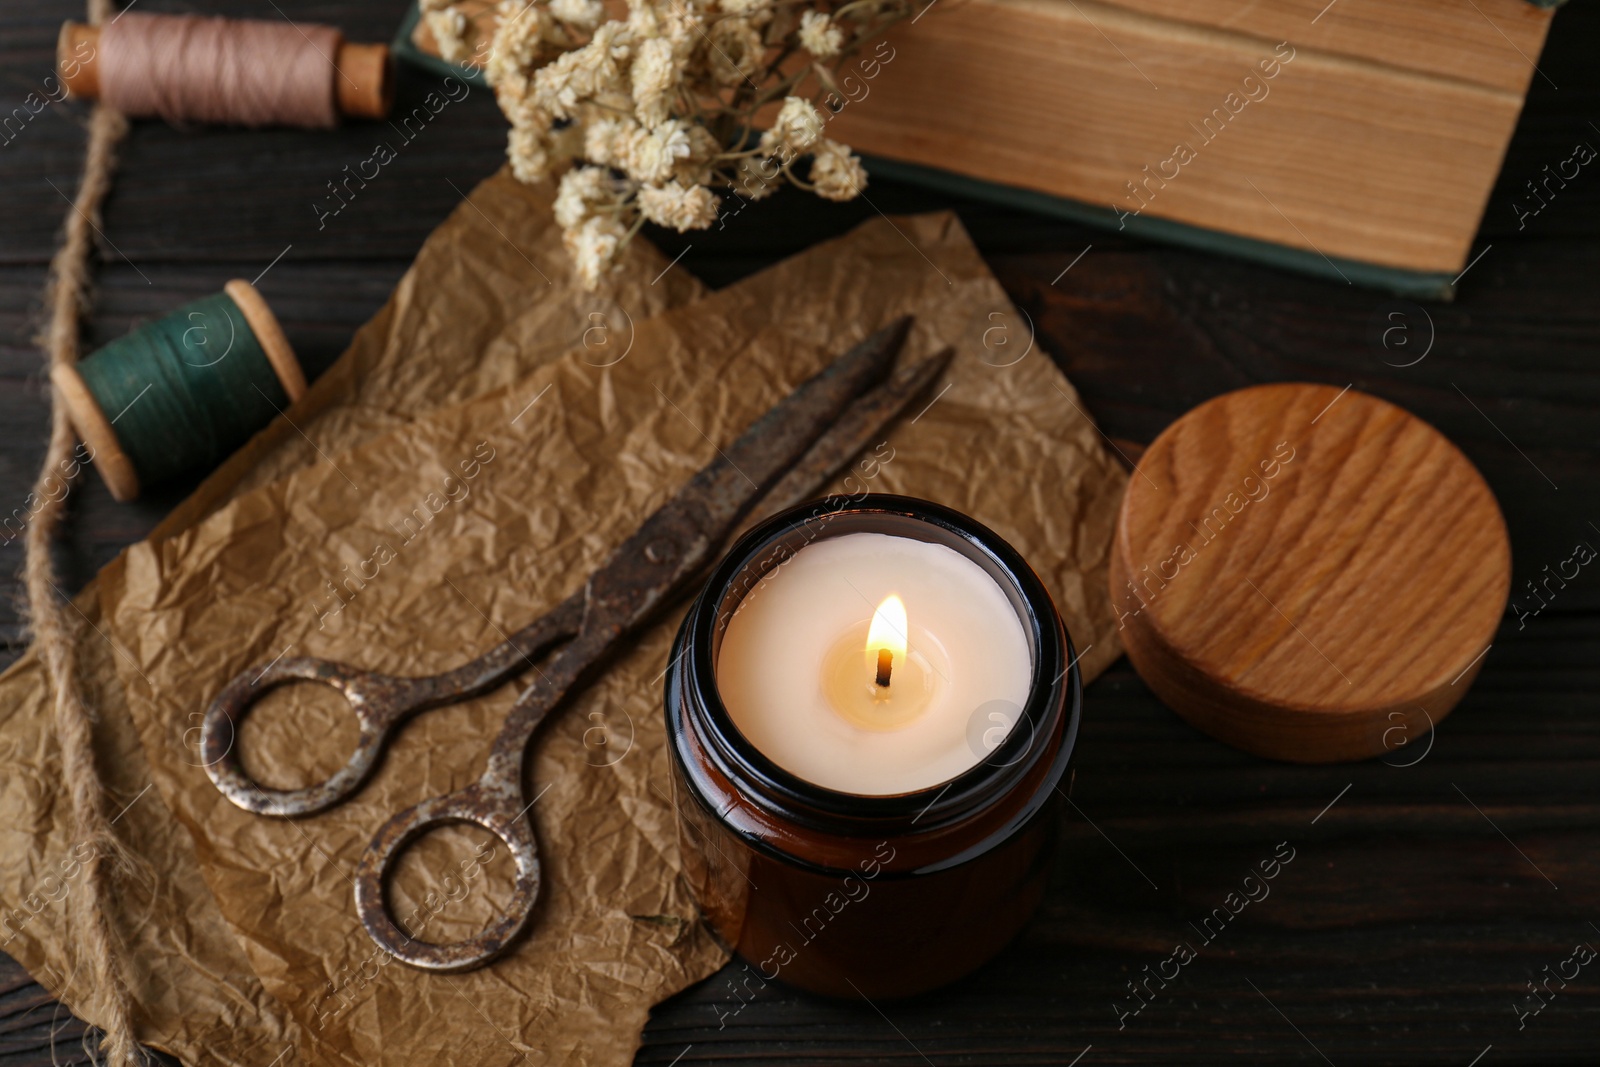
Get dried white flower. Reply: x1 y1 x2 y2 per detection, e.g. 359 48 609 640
631 36 681 127
486 3 550 120
507 123 554 183
554 165 620 228
564 215 629 289
625 0 665 40
630 0 703 50
809 139 867 200
619 119 693 184
422 2 471 64
638 181 720 230
798 11 843 58
533 22 631 118
424 0 909 286
707 16 764 86
673 124 721 186
549 0 606 30
760 96 824 155
579 118 621 169
670 1 712 38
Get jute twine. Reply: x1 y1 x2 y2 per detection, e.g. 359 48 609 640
27 0 147 1062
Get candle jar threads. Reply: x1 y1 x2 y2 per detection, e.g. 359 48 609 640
664 495 1081 999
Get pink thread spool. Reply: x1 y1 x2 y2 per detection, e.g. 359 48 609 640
57 14 392 127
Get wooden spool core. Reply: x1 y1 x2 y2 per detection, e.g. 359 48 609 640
56 20 393 120
334 41 394 120
1109 383 1510 763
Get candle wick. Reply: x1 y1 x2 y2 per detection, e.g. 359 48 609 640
875 648 893 688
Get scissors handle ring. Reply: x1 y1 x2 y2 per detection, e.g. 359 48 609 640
201 657 421 817
352 781 541 973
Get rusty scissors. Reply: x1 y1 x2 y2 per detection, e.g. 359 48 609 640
199 317 946 973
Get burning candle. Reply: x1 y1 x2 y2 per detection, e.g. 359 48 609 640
717 533 1033 794
666 496 1082 998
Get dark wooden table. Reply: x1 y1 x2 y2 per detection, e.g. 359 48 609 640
3 1 1598 1063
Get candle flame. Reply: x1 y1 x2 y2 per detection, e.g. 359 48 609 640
865 594 908 665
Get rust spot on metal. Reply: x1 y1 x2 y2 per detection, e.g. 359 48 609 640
644 537 676 564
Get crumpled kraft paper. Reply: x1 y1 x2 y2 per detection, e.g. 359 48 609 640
0 601 300 1064
160 169 707 531
0 168 703 1066
104 208 1127 1065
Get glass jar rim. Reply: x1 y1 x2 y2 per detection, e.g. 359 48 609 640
670 494 1081 838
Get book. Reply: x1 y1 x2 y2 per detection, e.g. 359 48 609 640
394 0 1558 296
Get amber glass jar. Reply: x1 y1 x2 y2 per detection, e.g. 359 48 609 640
665 495 1080 999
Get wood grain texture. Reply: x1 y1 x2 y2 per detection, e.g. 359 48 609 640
824 0 1552 273
0 0 1596 1062
1103 0 1553 94
1109 383 1511 762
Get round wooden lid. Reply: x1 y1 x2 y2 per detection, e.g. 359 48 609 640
1109 383 1510 763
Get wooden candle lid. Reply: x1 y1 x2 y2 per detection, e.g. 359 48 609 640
1109 383 1510 763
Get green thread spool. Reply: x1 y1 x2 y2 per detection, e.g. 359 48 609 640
53 279 306 501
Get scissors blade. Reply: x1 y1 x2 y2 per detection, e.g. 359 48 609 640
584 315 912 625
680 314 912 526
754 346 953 516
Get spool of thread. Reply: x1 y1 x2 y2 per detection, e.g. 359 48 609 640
57 14 392 127
52 280 307 502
